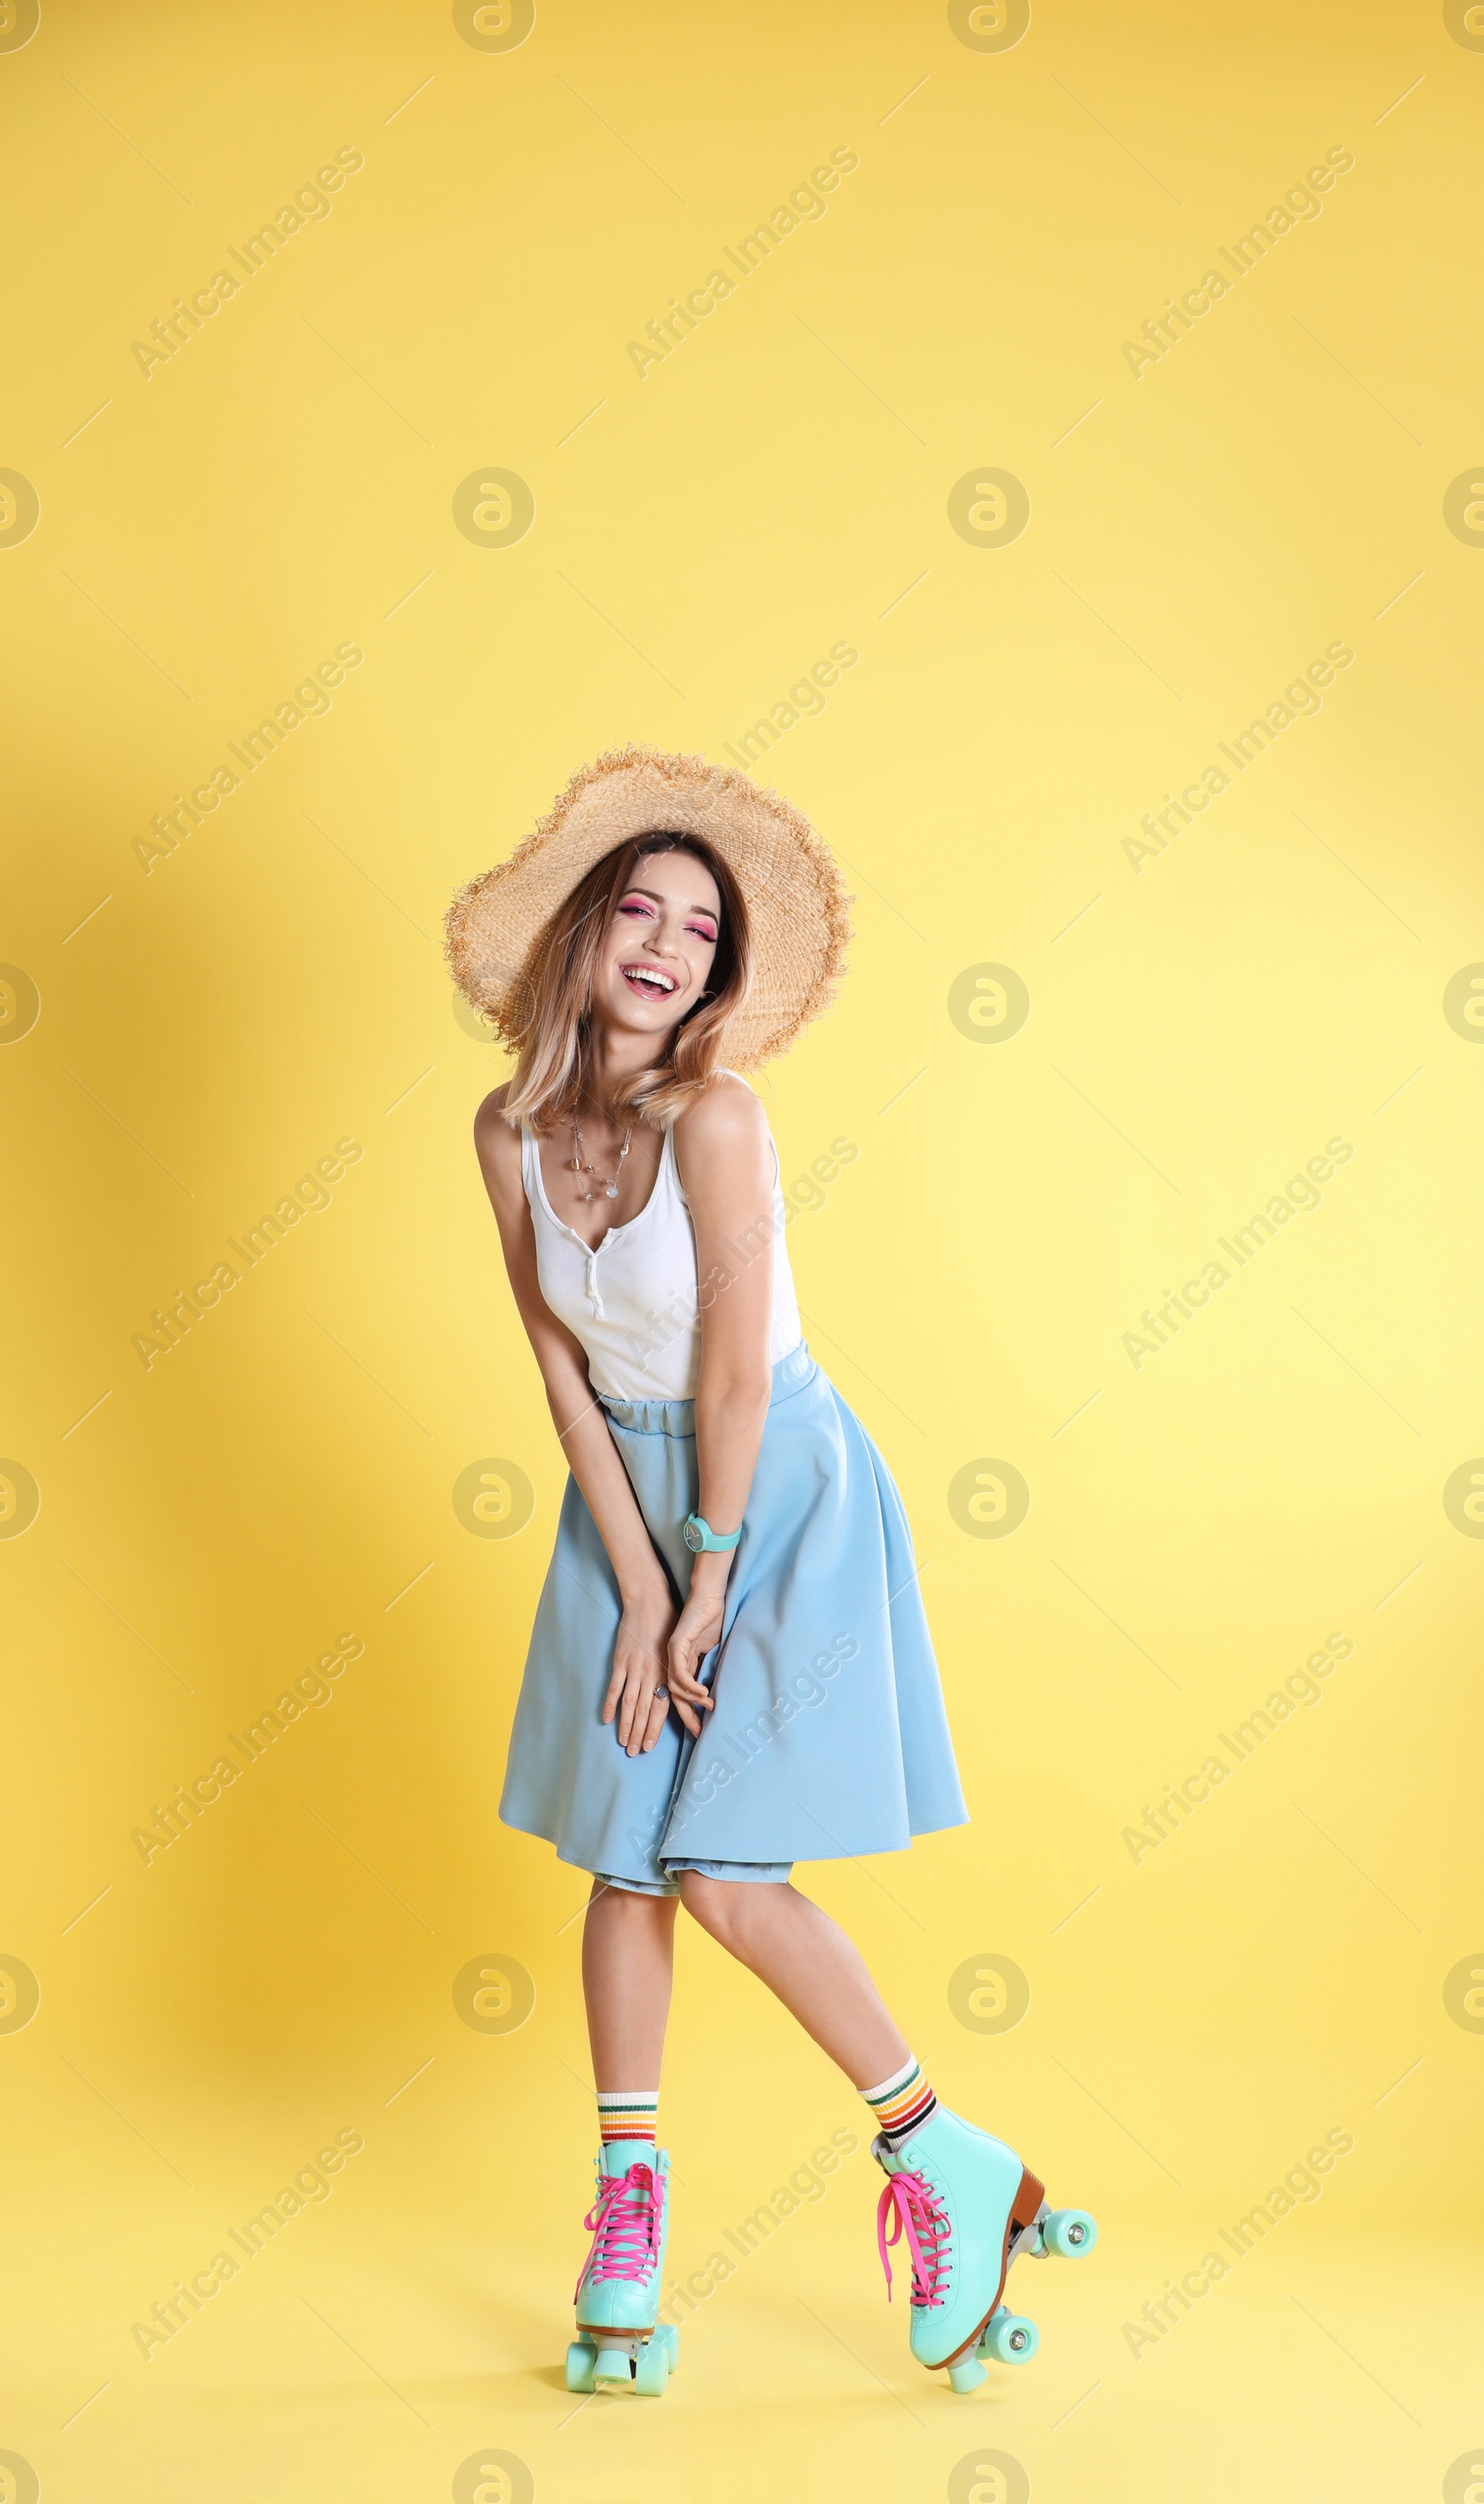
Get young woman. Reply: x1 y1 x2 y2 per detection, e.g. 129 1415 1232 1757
446 748 1095 2398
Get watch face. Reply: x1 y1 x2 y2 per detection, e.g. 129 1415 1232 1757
683 1519 702 1551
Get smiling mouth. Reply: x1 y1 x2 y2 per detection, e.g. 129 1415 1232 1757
620 963 679 1001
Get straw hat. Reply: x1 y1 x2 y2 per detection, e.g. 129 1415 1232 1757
444 745 853 1069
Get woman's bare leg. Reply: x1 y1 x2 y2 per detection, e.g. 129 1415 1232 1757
675 1874 910 2088
582 1882 680 2089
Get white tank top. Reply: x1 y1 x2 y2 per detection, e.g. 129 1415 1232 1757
519 1084 803 1402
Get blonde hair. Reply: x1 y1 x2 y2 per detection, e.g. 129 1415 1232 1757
499 834 752 1133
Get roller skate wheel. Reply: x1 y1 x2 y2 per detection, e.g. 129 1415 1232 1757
656 2322 680 2370
593 2343 632 2389
1042 2207 1097 2258
947 2355 988 2394
633 2339 670 2397
979 2307 1039 2364
564 2338 596 2394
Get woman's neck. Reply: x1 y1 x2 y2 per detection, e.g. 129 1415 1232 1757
581 1023 663 1122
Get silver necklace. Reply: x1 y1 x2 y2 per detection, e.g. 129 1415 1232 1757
569 1113 633 1202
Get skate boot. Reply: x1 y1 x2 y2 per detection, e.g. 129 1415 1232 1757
566 2140 678 2397
874 2109 1096 2393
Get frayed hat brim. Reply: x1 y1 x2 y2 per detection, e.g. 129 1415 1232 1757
443 746 852 1067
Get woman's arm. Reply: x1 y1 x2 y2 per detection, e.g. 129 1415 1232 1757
472 1091 712 1753
667 1077 778 1698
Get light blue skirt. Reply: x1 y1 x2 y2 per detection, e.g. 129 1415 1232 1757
498 1342 967 1887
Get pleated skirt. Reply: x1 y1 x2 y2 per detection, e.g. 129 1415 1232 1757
498 1342 968 1887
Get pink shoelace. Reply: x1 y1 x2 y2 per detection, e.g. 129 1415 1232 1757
876 2170 952 2308
574 2163 664 2301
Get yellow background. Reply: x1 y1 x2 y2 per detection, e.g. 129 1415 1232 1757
3 0 1481 2497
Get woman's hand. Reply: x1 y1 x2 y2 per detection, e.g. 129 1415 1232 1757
603 1578 695 1755
665 1559 727 1727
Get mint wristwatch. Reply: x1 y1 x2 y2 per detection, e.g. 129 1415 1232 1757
683 1511 742 1554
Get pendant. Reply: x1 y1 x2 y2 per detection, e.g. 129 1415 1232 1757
605 1182 619 1199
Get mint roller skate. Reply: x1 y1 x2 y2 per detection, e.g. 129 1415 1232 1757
566 2142 678 2397
874 2110 1097 2393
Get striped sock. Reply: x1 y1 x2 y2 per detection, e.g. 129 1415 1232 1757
596 2088 659 2146
862 2055 938 2151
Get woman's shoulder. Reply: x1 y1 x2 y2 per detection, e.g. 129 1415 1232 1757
473 1078 516 1132
672 1075 772 1204
472 1085 524 1188
672 1070 768 1150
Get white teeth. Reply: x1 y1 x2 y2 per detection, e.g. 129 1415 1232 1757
623 965 675 994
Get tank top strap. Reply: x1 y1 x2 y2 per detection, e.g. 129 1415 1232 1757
518 1120 542 1214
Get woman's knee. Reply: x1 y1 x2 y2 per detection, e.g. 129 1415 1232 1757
677 1870 781 1949
676 1869 746 1943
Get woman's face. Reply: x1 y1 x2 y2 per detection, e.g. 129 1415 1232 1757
592 847 722 1043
